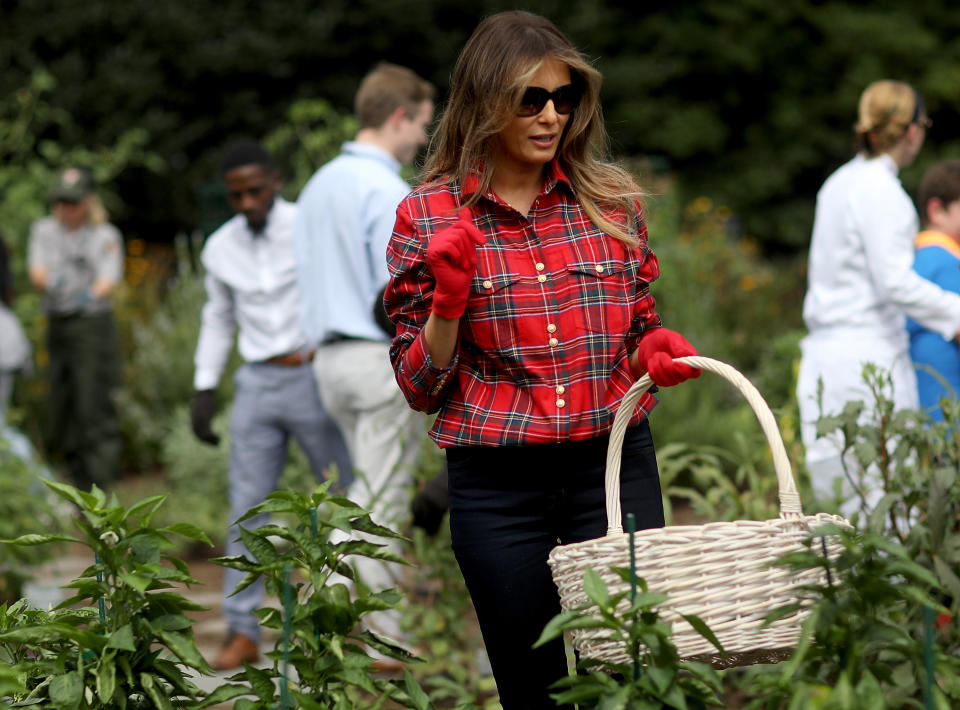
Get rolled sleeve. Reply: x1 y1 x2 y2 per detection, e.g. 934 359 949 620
385 201 458 413
193 273 236 390
391 329 459 412
624 214 663 353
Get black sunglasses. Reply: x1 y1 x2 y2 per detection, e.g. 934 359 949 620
517 84 580 117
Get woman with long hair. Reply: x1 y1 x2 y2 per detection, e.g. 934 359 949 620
385 11 699 707
797 80 960 511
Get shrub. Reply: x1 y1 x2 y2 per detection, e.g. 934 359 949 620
534 566 724 709
643 187 807 495
0 480 215 709
210 483 439 709
744 525 960 708
0 431 61 602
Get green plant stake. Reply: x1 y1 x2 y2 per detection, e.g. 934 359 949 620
311 506 318 537
94 552 106 623
924 606 934 710
213 484 433 708
280 564 293 710
627 512 640 681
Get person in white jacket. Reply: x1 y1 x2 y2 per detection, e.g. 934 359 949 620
797 80 960 512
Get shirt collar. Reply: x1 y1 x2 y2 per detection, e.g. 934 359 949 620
873 152 900 177
341 141 403 174
461 159 574 200
241 198 285 241
915 230 960 259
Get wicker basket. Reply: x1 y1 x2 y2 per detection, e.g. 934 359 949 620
547 356 850 668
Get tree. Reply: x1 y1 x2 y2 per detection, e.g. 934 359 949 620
2 0 959 252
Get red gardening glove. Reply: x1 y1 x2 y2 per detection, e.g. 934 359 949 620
634 328 701 386
426 208 487 319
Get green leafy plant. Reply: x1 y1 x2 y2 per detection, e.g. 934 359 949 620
0 434 62 602
210 482 440 709
813 363 960 648
264 98 359 197
401 525 494 709
0 480 215 709
535 566 724 709
744 524 960 709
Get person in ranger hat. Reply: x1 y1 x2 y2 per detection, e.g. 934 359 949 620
28 166 124 490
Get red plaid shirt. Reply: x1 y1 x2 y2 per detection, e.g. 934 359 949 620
385 161 662 448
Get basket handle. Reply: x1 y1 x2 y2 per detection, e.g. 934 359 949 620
604 355 802 535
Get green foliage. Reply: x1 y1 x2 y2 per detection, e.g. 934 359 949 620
210 483 438 708
0 434 62 602
811 364 960 655
7 1 960 252
658 435 784 526
743 525 960 709
402 524 495 708
0 480 215 709
1 69 162 465
646 185 805 452
747 363 960 707
0 69 162 281
264 98 359 197
636 186 810 522
113 235 226 471
535 567 724 709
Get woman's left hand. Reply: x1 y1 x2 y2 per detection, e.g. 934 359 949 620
632 328 700 386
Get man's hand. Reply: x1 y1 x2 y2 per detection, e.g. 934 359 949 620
91 278 115 300
190 389 221 445
633 328 701 386
426 208 486 319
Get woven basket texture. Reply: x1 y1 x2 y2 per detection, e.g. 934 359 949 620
547 356 850 668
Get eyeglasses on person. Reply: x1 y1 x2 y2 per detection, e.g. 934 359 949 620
517 84 580 117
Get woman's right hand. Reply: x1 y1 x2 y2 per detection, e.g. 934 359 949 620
426 208 486 319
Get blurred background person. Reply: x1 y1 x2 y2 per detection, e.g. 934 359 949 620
27 167 123 490
192 140 351 671
0 232 31 422
797 81 960 512
293 63 435 661
907 159 960 423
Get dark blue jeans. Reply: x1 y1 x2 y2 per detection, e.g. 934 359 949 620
446 420 663 709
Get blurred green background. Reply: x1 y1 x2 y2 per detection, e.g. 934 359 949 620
2 0 958 535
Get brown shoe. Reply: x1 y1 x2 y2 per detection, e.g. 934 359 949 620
210 632 259 671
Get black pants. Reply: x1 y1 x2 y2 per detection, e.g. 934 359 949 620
47 311 121 489
446 420 664 709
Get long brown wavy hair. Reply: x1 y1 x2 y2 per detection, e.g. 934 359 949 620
423 10 642 246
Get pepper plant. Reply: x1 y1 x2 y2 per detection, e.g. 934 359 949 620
812 364 960 651
534 566 725 709
744 524 960 709
0 479 216 709
211 482 444 709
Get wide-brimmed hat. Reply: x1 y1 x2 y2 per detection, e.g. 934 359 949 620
50 167 94 203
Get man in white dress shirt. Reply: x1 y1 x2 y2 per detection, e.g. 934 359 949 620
293 63 434 654
191 140 352 670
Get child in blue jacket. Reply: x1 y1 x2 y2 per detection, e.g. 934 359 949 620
908 160 960 421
